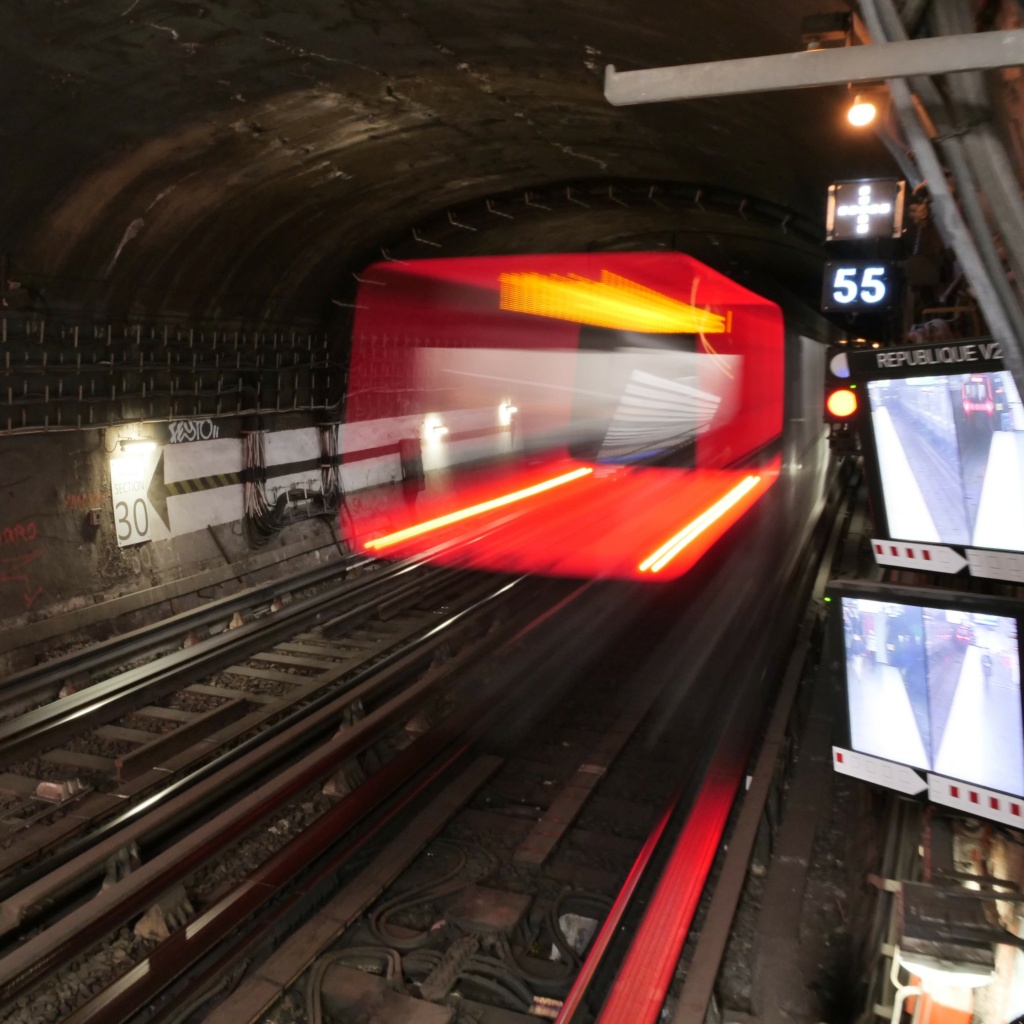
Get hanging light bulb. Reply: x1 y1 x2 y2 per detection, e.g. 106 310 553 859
847 94 877 127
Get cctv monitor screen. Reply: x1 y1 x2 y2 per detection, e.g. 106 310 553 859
840 592 1023 796
865 370 1024 551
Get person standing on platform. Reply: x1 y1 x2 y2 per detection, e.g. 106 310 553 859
903 183 954 339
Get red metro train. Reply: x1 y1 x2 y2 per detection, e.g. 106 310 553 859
342 252 835 581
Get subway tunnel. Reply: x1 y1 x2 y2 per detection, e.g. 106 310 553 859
2 4 1024 1023
0 0 909 624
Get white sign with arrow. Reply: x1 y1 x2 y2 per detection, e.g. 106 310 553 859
109 448 171 547
832 747 927 796
966 548 1024 585
870 539 968 575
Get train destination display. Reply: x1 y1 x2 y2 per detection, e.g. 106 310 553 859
833 337 1024 581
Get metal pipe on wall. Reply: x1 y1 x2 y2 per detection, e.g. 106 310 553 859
861 0 1024 390
930 0 1024 301
870 0 1024 326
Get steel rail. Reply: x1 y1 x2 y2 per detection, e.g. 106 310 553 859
0 565 480 889
0 574 518 930
0 576 536 1004
52 466 839 1024
0 559 448 764
67 734 494 1022
144 750 502 1024
670 482 856 1021
0 555 369 700
555 467 853 1024
50 578 595 1024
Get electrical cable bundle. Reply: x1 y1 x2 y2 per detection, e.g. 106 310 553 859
319 421 356 546
242 430 288 546
318 422 342 501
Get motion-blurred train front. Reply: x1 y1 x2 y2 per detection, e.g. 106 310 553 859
343 252 789 580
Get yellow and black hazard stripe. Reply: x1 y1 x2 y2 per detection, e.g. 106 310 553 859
164 453 364 497
166 471 242 497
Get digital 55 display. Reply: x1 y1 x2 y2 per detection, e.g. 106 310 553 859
821 261 897 312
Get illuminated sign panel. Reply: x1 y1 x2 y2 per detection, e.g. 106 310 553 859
821 260 897 312
498 270 727 334
866 369 1024 552
835 338 1024 583
828 580 1024 822
825 178 905 241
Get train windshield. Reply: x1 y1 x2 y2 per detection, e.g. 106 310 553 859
963 379 990 403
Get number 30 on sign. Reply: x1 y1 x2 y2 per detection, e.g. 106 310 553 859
821 261 896 313
108 448 170 547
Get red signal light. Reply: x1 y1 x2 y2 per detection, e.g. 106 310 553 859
826 388 858 419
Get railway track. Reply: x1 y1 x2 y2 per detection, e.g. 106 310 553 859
0 556 369 718
0 467 856 1024
182 472 855 1024
0 569 575 1024
0 560 529 933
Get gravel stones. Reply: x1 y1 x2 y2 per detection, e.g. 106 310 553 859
188 791 333 903
0 930 152 1024
158 689 230 714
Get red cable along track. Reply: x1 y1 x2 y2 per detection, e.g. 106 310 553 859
556 747 745 1024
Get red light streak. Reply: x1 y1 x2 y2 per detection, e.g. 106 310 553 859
638 474 762 573
594 770 742 1024
363 467 594 551
554 793 680 1024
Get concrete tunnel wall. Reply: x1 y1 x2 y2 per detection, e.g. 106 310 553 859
0 1 903 658
0 179 837 645
0 398 522 655
0 423 336 656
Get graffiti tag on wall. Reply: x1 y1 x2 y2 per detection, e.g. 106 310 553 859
0 521 43 607
65 492 104 512
0 521 37 546
168 419 221 444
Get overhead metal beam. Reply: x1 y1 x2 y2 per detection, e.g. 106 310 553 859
859 0 1024 390
604 30 1024 106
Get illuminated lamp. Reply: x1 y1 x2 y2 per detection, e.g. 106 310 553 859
847 94 878 127
498 402 518 426
826 388 858 419
423 416 449 443
118 438 156 455
364 466 594 551
499 270 727 334
829 352 850 379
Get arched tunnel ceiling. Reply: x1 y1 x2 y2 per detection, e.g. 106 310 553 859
2 1 897 323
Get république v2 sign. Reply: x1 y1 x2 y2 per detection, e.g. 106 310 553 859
845 338 1003 376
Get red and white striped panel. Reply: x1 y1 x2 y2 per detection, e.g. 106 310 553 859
927 774 1024 828
871 539 967 575
832 747 927 795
